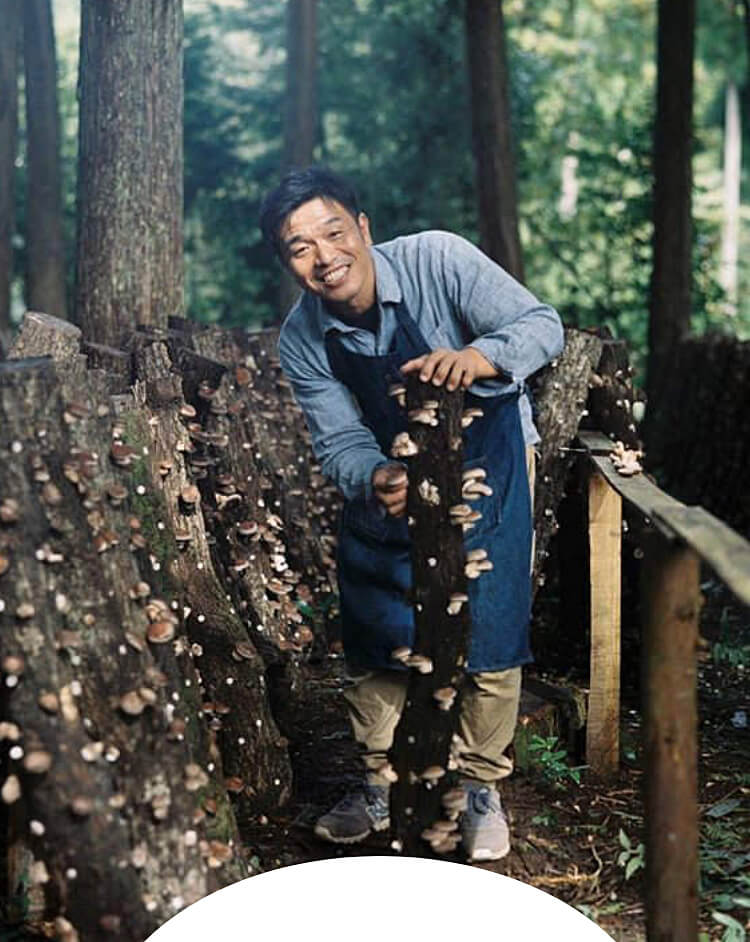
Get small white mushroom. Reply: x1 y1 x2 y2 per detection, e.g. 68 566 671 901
420 765 445 782
461 407 484 428
405 654 433 674
446 592 469 615
387 383 407 408
408 408 438 427
391 432 419 458
390 646 412 663
417 478 440 506
462 480 494 499
373 762 399 784
433 686 457 711
1 775 21 804
465 558 494 579
441 787 468 812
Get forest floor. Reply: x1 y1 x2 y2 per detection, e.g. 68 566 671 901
239 576 749 942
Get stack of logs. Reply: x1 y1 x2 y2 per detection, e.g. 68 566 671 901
0 312 634 938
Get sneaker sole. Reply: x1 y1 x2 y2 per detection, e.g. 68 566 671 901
468 844 510 862
314 817 390 845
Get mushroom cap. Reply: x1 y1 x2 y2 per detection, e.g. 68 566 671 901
390 646 412 663
147 621 176 644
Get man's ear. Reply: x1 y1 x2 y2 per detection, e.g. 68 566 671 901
357 212 373 246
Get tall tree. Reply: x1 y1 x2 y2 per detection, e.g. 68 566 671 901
75 0 184 346
23 0 67 320
278 0 318 319
647 0 695 418
719 80 741 315
0 0 20 352
464 0 524 280
283 0 317 172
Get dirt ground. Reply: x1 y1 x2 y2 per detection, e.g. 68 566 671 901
238 576 750 942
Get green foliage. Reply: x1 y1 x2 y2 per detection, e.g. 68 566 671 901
616 827 645 880
527 733 584 786
45 0 750 352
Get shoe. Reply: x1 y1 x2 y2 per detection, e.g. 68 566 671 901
460 781 510 861
314 785 390 844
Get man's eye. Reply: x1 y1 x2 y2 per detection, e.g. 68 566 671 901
327 230 343 240
292 246 310 258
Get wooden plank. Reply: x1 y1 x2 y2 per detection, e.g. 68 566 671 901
652 505 750 608
641 535 700 942
579 431 685 532
586 470 622 777
579 431 750 608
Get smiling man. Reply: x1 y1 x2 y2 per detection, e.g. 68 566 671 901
260 166 564 860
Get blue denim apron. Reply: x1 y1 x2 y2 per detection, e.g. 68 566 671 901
325 301 532 673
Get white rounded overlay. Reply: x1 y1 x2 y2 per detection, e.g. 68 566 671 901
146 856 613 941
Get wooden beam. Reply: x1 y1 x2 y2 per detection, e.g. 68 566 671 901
641 534 700 942
578 430 750 608
586 470 622 776
651 505 750 608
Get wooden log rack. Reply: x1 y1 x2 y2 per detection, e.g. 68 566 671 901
577 429 750 942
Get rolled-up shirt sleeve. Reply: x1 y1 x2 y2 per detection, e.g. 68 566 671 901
278 322 386 501
435 234 564 383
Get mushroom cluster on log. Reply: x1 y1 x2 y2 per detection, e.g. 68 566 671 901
0 311 644 928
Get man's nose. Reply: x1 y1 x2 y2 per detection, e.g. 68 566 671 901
314 239 336 265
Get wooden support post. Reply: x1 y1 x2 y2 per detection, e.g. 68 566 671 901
586 469 622 776
641 535 700 942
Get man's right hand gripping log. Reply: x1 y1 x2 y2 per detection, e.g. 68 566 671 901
259 167 564 860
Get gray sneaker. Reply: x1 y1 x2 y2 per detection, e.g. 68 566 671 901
314 785 390 844
460 781 510 861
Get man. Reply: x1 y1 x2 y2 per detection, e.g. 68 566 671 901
260 167 563 860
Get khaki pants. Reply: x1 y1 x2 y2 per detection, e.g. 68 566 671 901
343 446 536 787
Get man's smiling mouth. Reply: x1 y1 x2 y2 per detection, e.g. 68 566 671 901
320 264 349 286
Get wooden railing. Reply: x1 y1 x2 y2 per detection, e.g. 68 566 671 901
577 429 750 941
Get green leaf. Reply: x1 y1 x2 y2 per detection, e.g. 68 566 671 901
625 856 643 880
619 828 632 850
707 798 742 818
712 910 746 942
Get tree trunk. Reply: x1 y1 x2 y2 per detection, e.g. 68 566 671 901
75 0 184 346
23 0 67 320
646 0 695 425
464 0 524 281
0 352 248 939
719 80 741 316
0 0 20 352
278 0 317 321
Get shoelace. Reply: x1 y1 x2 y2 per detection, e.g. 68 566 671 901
469 787 497 816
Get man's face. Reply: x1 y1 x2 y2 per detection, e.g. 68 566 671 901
279 197 376 317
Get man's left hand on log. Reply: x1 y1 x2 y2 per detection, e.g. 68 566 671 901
373 463 408 517
400 346 498 391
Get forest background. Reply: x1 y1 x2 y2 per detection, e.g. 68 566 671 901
4 0 749 381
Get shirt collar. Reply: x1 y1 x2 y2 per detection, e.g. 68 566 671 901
303 246 403 335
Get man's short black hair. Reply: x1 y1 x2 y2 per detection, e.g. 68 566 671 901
259 166 361 260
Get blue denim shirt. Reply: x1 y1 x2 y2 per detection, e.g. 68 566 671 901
278 230 564 501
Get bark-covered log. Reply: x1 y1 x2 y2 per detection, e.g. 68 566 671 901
388 380 471 858
530 327 603 592
132 342 292 813
0 358 246 940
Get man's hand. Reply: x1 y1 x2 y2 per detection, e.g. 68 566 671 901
372 463 408 517
400 346 498 391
